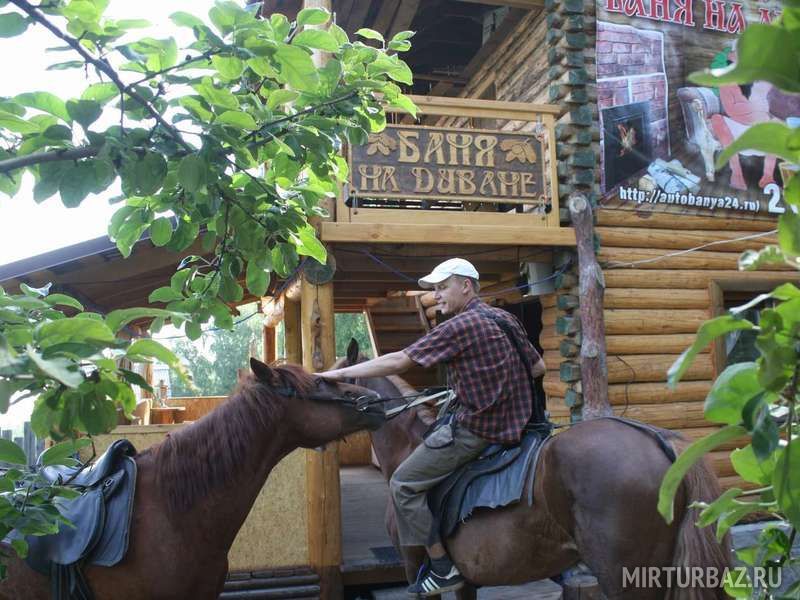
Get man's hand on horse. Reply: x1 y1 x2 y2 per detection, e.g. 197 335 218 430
318 351 416 381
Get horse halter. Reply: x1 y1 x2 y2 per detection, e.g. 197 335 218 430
272 381 383 412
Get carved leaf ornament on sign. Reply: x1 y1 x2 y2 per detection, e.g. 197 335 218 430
348 125 548 205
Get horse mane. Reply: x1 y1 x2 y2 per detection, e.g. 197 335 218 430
148 364 314 517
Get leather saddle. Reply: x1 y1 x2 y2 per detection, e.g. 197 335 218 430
18 439 138 600
427 423 552 543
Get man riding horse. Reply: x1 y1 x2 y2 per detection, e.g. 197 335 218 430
320 258 546 597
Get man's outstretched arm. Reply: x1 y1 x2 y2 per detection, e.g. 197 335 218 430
318 351 416 381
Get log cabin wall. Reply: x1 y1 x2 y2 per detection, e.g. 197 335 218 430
412 0 796 492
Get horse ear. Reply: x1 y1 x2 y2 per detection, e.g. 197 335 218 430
346 338 360 365
250 357 277 383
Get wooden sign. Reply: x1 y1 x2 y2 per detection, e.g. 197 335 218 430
349 125 547 204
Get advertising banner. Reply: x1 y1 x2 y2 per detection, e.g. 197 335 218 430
596 0 799 218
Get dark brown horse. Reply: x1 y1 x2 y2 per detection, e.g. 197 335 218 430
335 341 732 600
0 359 384 600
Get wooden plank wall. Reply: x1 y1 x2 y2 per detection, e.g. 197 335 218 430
557 207 788 488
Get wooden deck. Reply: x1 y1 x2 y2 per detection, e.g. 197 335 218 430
340 466 563 598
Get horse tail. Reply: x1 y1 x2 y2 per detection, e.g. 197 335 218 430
666 438 733 600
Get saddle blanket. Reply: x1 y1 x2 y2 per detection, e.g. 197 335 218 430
427 424 552 541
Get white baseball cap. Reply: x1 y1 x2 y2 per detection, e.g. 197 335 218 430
418 258 480 289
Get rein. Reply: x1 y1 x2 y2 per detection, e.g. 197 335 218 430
273 383 453 418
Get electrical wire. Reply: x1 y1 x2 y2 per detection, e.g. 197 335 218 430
603 228 778 269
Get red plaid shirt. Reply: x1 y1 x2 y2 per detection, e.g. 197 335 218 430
403 298 542 444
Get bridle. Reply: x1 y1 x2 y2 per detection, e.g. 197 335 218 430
272 380 453 418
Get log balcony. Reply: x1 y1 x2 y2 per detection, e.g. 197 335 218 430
321 96 577 248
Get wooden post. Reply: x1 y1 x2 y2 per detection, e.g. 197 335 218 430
569 193 612 418
301 278 341 599
284 299 303 364
263 326 276 364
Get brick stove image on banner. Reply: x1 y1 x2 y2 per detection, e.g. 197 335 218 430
595 0 799 219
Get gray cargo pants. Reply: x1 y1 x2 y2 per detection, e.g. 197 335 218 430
388 421 490 547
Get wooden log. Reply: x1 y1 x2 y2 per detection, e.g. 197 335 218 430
284 300 302 365
676 427 748 451
611 401 708 429
604 269 798 290
603 334 709 355
544 352 712 384
603 288 709 310
596 227 778 253
597 208 778 232
300 274 342 600
540 294 557 309
546 379 712 406
604 309 709 335
599 246 742 270
719 475 760 492
607 353 713 384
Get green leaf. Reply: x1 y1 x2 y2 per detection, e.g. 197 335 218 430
739 246 787 271
126 339 190 383
106 307 175 334
355 28 384 43
688 25 800 93
179 96 214 121
149 217 173 247
65 99 102 131
293 29 338 52
274 43 319 93
667 316 754 388
219 275 243 303
0 378 27 413
81 82 118 104
132 152 167 196
704 362 763 425
0 110 41 134
773 441 800 530
658 425 747 524
44 294 83 311
695 487 742 528
58 161 96 207
292 224 326 264
170 11 205 29
0 438 25 465
0 12 28 38
14 92 70 123
266 89 298 110
296 7 330 27
26 346 84 388
149 286 183 303
193 79 239 110
36 317 115 348
40 438 91 466
216 110 257 130
778 210 800 257
245 261 269 297
717 123 800 169
730 444 778 485
211 55 244 80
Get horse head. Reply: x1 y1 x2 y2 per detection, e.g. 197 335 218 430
248 357 385 448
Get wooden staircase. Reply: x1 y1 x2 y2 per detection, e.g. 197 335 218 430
364 296 439 389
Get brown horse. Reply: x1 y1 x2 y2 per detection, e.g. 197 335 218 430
335 341 732 600
0 358 385 600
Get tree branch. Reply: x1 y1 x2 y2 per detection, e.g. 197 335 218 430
0 145 101 173
9 0 194 154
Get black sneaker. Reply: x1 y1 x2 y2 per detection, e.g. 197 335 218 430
406 563 465 597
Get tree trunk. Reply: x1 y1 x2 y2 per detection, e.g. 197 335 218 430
569 193 612 418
